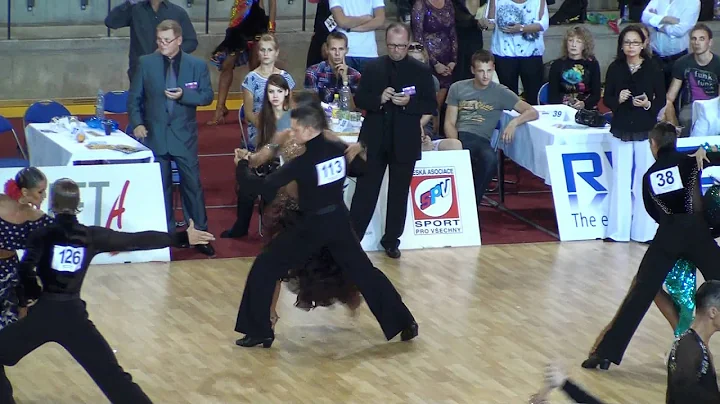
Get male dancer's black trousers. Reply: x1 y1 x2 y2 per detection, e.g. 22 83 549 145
350 157 415 250
592 214 720 365
235 206 415 339
0 294 152 404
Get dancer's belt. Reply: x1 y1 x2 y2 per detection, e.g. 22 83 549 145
42 292 80 301
312 204 339 216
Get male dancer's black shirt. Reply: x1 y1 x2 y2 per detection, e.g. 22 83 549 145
235 134 365 210
18 214 189 298
643 148 720 221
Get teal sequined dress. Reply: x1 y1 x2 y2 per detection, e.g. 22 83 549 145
665 185 720 336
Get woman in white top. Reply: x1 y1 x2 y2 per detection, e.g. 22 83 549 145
480 0 548 105
241 33 296 150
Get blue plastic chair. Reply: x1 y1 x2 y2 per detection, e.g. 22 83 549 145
104 91 129 114
0 115 29 168
537 82 549 105
23 100 71 125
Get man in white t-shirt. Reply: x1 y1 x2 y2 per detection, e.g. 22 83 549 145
329 0 385 74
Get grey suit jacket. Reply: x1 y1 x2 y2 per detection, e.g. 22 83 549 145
128 51 213 157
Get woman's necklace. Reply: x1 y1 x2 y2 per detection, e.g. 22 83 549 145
628 60 642 74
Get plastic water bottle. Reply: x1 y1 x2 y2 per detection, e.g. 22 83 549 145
622 5 629 22
331 93 340 119
96 89 105 121
339 81 351 111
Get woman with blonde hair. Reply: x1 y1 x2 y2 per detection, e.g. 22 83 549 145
547 25 601 109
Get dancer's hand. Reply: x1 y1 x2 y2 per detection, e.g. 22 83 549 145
691 147 710 171
544 363 567 389
187 219 215 245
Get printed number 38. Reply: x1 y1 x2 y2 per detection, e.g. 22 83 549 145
60 248 82 265
655 170 675 187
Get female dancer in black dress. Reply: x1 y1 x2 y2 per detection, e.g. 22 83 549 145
0 167 52 328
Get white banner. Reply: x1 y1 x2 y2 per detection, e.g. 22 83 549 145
343 149 481 251
547 136 720 241
0 163 169 265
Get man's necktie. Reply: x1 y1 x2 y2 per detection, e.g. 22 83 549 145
166 58 177 115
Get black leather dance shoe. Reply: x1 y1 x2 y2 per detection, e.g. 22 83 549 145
400 321 419 341
235 335 274 348
581 355 611 370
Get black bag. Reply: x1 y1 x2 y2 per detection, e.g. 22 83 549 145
575 109 607 128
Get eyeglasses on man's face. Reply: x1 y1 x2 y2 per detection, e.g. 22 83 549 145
156 36 179 46
387 43 408 50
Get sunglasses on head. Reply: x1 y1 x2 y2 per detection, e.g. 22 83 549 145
408 44 424 52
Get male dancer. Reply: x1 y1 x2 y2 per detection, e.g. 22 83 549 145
583 122 720 370
0 178 214 404
233 104 418 348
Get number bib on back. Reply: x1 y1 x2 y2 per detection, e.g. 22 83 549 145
650 166 684 195
315 156 346 186
51 245 85 273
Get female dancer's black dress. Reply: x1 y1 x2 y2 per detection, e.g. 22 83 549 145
262 139 362 310
0 215 53 329
211 0 270 69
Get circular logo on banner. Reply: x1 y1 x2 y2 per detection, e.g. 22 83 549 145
413 177 453 218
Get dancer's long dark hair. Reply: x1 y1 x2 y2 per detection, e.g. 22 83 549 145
256 74 290 149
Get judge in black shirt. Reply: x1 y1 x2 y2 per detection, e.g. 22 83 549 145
603 25 666 242
582 122 720 371
667 280 720 404
233 104 418 349
0 178 214 404
349 22 436 259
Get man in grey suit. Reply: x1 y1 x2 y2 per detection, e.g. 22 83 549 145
128 19 215 256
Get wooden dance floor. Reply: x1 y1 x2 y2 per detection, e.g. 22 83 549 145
9 241 713 403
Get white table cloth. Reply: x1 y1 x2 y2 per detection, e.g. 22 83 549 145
26 123 154 167
498 104 611 185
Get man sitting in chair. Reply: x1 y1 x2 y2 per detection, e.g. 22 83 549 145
444 50 538 208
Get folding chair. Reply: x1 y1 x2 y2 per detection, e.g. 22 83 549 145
537 82 550 105
104 91 129 114
23 100 71 125
0 115 29 168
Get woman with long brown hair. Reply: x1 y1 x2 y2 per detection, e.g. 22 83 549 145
222 74 292 240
